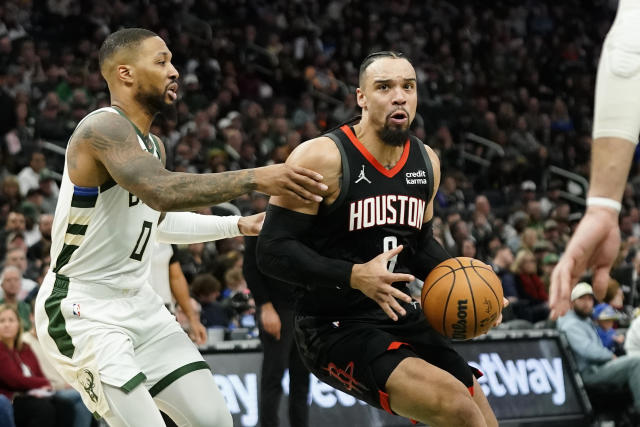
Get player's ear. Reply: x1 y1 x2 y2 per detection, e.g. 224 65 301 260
356 87 367 109
116 65 134 85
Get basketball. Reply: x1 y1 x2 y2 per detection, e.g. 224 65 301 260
421 257 504 340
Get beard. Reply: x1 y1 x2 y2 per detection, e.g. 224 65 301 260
377 110 411 146
135 84 176 120
574 306 593 319
377 124 410 147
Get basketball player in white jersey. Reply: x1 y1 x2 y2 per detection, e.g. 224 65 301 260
550 0 640 319
33 28 325 426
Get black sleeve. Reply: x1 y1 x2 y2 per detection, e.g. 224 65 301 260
409 220 452 280
243 236 271 307
256 205 353 289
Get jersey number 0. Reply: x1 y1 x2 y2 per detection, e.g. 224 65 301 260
130 221 153 261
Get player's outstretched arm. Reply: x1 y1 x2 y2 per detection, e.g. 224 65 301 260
71 113 326 212
549 138 634 319
257 137 412 320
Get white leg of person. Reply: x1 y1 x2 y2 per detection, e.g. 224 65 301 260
102 383 166 427
593 2 640 143
153 369 232 427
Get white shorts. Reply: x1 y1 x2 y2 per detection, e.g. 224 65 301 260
34 272 207 416
593 4 640 143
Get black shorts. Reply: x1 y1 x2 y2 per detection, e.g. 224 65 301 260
294 301 474 414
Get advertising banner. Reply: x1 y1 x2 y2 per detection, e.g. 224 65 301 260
204 332 590 427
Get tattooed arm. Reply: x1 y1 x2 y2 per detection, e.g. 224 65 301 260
68 112 326 212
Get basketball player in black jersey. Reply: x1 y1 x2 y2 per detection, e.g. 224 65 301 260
257 52 500 426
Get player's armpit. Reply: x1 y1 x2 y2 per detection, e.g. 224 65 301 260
269 136 342 215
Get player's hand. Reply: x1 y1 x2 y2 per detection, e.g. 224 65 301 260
260 302 282 340
254 164 327 203
238 212 265 236
549 207 620 319
492 298 510 328
350 245 414 321
188 318 207 346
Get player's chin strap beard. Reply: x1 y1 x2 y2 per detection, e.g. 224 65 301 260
378 125 409 147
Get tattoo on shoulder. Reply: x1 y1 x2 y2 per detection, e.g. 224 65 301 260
80 115 133 151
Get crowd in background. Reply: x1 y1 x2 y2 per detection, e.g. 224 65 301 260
1 0 640 425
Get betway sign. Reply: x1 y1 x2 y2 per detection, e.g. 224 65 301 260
454 337 587 421
469 353 565 405
204 336 587 427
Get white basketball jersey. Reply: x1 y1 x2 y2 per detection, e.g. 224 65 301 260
50 107 162 289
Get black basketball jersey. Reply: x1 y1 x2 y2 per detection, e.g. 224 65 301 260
297 124 435 318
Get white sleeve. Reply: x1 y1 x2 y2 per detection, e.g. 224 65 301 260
156 212 241 244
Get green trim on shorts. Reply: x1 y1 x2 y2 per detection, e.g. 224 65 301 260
120 372 147 393
44 274 75 358
149 361 210 397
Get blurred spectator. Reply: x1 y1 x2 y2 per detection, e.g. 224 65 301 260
4 247 38 298
511 250 550 322
222 267 247 299
22 307 92 427
191 273 231 329
0 177 21 213
490 245 518 303
0 211 25 260
35 92 68 142
436 175 465 213
149 241 206 346
178 242 215 284
460 237 477 258
592 303 625 354
26 213 52 265
540 252 559 291
557 284 640 421
0 304 73 427
0 266 30 330
0 393 15 427
540 180 563 217
625 310 640 357
37 171 58 214
17 152 50 197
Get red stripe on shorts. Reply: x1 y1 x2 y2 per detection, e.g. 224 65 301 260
379 390 393 414
387 341 410 351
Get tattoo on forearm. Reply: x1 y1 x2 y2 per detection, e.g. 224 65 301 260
76 114 257 210
153 169 257 210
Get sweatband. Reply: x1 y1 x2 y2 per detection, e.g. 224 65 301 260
256 205 353 289
409 220 452 281
586 197 622 213
156 212 241 244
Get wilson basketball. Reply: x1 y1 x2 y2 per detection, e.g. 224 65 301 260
421 257 503 340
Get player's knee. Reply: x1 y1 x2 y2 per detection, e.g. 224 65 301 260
191 405 232 427
435 390 479 425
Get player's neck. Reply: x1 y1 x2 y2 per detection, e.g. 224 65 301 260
110 99 154 137
353 122 405 169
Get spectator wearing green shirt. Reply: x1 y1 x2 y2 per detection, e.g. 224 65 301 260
0 266 31 330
